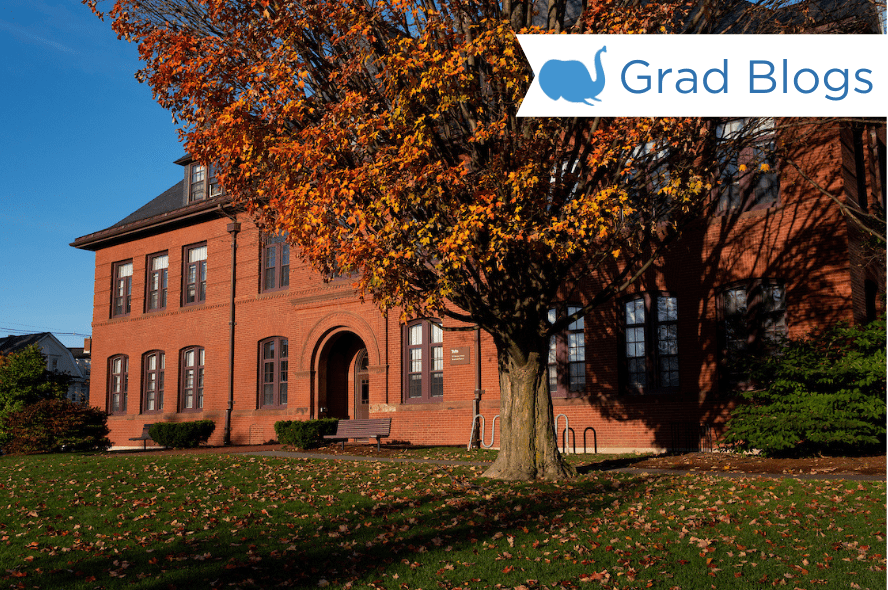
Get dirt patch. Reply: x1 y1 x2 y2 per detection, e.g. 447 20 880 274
629 452 886 476
290 445 887 476
112 443 886 477
108 443 284 457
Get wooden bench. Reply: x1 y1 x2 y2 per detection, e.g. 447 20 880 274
323 418 392 451
129 424 154 450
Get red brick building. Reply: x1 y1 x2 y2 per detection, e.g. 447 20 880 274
72 120 885 451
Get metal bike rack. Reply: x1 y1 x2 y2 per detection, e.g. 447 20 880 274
554 414 576 454
470 413 593 454
468 413 500 450
583 426 598 454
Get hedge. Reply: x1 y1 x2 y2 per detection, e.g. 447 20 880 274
723 317 886 457
274 419 339 449
148 420 216 449
2 398 110 455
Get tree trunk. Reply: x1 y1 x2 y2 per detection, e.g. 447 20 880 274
482 332 576 481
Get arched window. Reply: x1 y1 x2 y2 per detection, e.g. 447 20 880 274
548 304 586 398
142 351 165 413
180 346 205 411
259 337 288 408
404 319 443 402
108 354 128 414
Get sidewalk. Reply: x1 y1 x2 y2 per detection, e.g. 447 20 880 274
244 449 886 482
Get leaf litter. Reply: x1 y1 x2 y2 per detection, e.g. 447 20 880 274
0 453 883 589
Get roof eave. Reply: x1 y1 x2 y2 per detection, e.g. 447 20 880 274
70 195 232 251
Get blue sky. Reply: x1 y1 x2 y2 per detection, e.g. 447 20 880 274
0 0 185 348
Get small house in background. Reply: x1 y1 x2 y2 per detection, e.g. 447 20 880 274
67 341 91 404
0 333 90 404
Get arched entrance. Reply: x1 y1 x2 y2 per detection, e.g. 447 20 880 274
316 331 368 420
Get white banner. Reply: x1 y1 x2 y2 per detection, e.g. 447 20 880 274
516 35 886 117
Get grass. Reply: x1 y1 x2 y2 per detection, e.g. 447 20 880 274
0 452 884 590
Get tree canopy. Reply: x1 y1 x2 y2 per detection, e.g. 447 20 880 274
87 0 881 479
0 345 70 446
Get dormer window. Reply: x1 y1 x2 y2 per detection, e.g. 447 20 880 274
188 164 221 203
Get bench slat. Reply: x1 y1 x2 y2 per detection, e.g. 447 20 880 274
128 424 155 450
322 418 391 450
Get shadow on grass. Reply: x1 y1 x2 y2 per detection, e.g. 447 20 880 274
574 453 658 474
21 462 673 590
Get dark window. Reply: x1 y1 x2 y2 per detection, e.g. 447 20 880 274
108 354 128 414
180 346 205 411
183 243 207 305
621 142 673 223
622 294 680 394
111 260 133 317
143 351 165 413
190 164 205 202
716 118 778 213
259 337 288 408
207 165 221 198
719 279 787 389
187 163 221 203
865 279 879 323
548 304 586 397
404 320 443 402
188 164 221 203
262 234 290 292
635 141 671 195
146 253 168 311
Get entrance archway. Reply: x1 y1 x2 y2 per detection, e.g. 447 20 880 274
316 331 367 420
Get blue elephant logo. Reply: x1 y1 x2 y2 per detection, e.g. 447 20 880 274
539 46 607 106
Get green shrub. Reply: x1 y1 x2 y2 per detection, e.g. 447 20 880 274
723 317 886 457
0 345 70 447
274 419 339 449
149 420 216 449
2 399 110 455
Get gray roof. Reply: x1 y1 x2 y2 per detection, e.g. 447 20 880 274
71 154 232 251
110 180 185 228
0 333 52 356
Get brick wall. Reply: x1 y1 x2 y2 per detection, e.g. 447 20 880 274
85 122 866 450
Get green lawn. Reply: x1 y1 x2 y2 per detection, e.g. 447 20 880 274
0 453 884 589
